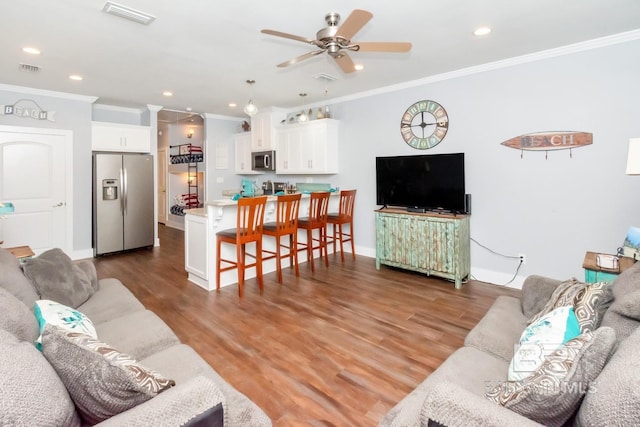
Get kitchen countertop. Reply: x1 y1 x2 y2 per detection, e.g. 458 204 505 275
205 191 338 208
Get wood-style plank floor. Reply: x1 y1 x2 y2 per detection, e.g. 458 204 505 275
92 224 520 426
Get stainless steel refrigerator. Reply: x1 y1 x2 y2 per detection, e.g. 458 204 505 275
93 153 154 256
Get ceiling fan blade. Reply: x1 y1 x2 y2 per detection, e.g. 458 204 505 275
277 50 325 68
333 52 356 73
261 29 315 45
335 9 373 41
356 42 413 53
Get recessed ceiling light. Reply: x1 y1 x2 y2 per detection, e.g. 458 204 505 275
69 75 83 81
354 64 364 71
474 27 492 36
162 91 173 97
102 1 156 25
22 47 41 55
228 103 237 108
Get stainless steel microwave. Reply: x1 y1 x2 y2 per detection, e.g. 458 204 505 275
252 150 276 171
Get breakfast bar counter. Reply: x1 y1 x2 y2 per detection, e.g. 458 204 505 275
184 193 339 291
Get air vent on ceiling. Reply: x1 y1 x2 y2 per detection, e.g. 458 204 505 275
102 1 156 25
19 63 40 73
312 73 338 82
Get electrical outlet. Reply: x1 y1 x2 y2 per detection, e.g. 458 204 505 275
518 253 527 265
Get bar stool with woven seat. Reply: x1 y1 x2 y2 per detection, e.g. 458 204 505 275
297 191 330 272
216 196 267 297
327 189 357 262
262 193 302 283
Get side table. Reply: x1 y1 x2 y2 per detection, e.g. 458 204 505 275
583 251 635 284
6 245 35 261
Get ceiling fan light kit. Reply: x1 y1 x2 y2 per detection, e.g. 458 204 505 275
243 79 258 117
261 9 412 74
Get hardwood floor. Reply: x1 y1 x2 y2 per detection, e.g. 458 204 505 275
92 224 520 426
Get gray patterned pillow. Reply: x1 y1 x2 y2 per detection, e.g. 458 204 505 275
41 325 175 425
528 278 587 325
573 282 613 332
485 327 615 426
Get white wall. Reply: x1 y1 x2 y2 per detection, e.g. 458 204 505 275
331 39 640 286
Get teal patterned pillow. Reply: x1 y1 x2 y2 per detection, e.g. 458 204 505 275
509 306 581 381
34 300 96 350
486 327 616 426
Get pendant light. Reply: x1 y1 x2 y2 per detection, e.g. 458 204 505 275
297 93 308 122
243 79 258 116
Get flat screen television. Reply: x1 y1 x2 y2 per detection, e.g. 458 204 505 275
376 153 466 213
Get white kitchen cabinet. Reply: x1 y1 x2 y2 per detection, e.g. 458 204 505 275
91 121 151 152
234 132 261 174
276 119 338 174
185 210 208 281
250 111 285 151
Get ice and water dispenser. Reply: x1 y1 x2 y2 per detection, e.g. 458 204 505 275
102 179 118 200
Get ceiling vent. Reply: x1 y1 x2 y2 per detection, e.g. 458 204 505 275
19 63 40 73
312 73 338 82
102 1 156 25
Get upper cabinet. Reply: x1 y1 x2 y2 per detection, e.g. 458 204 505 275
234 132 262 175
276 119 339 175
250 111 286 151
92 121 151 153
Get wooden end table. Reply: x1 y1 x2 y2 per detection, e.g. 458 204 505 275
583 251 635 284
6 245 35 260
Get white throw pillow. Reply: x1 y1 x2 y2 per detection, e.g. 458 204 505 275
508 305 580 381
34 300 97 350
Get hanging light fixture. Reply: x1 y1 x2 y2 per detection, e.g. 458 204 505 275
243 79 258 116
297 93 308 122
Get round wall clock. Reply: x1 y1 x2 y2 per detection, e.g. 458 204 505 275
400 100 449 149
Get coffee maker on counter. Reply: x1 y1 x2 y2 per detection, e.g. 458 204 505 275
261 180 287 195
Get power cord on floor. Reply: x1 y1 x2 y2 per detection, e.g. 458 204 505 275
471 237 524 287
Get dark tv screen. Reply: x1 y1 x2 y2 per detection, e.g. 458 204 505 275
376 153 465 212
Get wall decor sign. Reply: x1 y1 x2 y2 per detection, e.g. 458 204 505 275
0 99 56 122
501 131 592 158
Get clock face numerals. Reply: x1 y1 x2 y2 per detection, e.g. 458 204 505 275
400 100 449 149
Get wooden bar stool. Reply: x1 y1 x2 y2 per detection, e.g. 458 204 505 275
327 189 357 262
262 193 302 283
297 191 330 272
216 196 267 297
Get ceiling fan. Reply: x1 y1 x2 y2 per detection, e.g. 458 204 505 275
261 9 412 74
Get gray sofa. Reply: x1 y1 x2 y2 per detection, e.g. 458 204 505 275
380 260 640 426
0 248 271 426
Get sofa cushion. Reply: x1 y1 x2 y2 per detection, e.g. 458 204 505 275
485 327 615 426
34 300 97 350
0 248 39 308
600 260 640 345
41 325 175 425
0 329 80 427
0 287 39 342
22 248 95 308
77 278 145 324
464 295 528 361
573 281 612 332
95 310 180 360
508 306 581 381
141 344 272 427
527 278 587 325
576 325 640 426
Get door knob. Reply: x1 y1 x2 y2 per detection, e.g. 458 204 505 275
52 202 64 207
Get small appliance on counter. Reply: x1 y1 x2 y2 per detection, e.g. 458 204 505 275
262 180 287 195
241 179 257 197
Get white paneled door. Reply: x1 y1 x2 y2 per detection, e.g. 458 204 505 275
0 126 71 253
